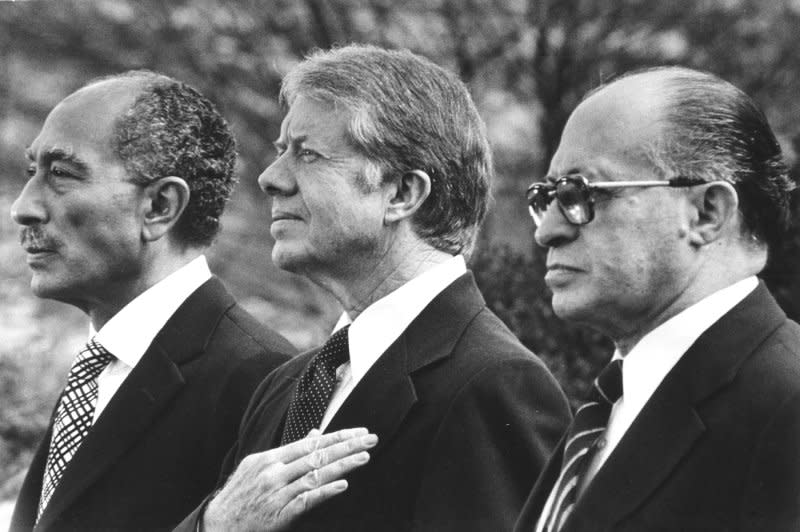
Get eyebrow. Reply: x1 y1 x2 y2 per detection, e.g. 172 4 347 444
274 133 309 151
25 146 91 174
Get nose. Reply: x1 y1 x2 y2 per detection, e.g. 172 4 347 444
10 177 48 226
533 201 578 248
258 156 297 197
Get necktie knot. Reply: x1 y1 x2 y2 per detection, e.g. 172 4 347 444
316 325 350 372
593 358 623 405
67 338 115 385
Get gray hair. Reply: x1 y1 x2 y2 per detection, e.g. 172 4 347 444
280 44 492 256
89 70 237 247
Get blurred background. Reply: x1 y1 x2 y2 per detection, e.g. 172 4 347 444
2 0 800 518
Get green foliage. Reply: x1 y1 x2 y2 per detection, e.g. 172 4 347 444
471 246 613 408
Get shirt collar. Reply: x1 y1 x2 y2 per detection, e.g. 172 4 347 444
91 255 212 369
332 255 467 382
618 276 758 407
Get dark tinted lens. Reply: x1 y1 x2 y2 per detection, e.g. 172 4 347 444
527 184 553 224
556 178 592 224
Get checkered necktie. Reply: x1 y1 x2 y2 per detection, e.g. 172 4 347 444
281 325 350 445
37 338 115 519
541 359 623 532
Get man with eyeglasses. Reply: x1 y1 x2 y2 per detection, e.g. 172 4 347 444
515 66 800 531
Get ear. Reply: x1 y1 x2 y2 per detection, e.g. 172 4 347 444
141 176 190 242
687 181 739 247
384 170 431 225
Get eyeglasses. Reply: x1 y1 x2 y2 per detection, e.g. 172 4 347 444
526 174 707 226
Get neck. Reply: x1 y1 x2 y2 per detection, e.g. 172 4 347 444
315 241 453 320
612 258 762 357
87 247 204 330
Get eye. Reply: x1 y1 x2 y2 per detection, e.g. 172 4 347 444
50 165 74 178
297 148 319 162
25 165 36 179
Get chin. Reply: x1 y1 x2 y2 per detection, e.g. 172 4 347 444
271 245 307 274
30 278 69 302
550 291 592 322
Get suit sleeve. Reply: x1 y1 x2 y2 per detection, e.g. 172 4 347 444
742 389 800 531
413 357 571 532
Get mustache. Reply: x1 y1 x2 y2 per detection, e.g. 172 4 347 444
20 226 60 250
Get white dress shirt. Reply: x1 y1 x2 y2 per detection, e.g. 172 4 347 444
537 276 758 531
318 255 467 430
89 255 212 422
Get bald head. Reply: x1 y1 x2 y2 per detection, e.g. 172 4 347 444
583 67 793 254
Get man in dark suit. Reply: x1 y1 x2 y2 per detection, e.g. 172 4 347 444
516 67 800 531
6 70 344 531
179 44 571 532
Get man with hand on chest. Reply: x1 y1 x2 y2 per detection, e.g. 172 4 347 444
178 44 571 532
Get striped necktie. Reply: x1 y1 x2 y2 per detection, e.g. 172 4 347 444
280 325 350 444
541 358 623 532
38 338 115 520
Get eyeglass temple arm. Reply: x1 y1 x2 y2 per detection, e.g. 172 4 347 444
588 177 708 189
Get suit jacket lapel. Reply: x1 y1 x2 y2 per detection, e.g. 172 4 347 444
325 273 485 457
324 334 417 456
36 278 235 529
564 283 786 531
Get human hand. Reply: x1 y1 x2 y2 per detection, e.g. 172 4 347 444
202 427 377 532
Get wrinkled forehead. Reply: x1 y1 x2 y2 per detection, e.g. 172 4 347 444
548 76 668 181
278 94 354 148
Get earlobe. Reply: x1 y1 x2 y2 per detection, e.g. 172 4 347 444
384 170 431 225
688 181 739 247
141 176 190 242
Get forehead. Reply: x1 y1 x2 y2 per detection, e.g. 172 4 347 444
548 76 667 180
29 79 141 165
279 94 354 150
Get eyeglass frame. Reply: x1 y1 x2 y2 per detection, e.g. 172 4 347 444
526 174 709 226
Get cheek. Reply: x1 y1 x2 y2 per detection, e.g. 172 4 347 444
64 199 141 256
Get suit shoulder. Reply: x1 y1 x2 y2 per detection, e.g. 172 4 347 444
740 317 800 403
416 306 567 410
217 303 297 360
455 306 549 369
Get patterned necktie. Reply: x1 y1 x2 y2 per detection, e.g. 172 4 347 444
38 338 115 520
281 325 351 445
541 358 623 532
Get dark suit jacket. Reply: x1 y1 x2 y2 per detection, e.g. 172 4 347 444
178 272 571 532
10 277 295 532
515 282 800 532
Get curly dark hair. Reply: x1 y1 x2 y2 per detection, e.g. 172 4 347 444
91 70 237 247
